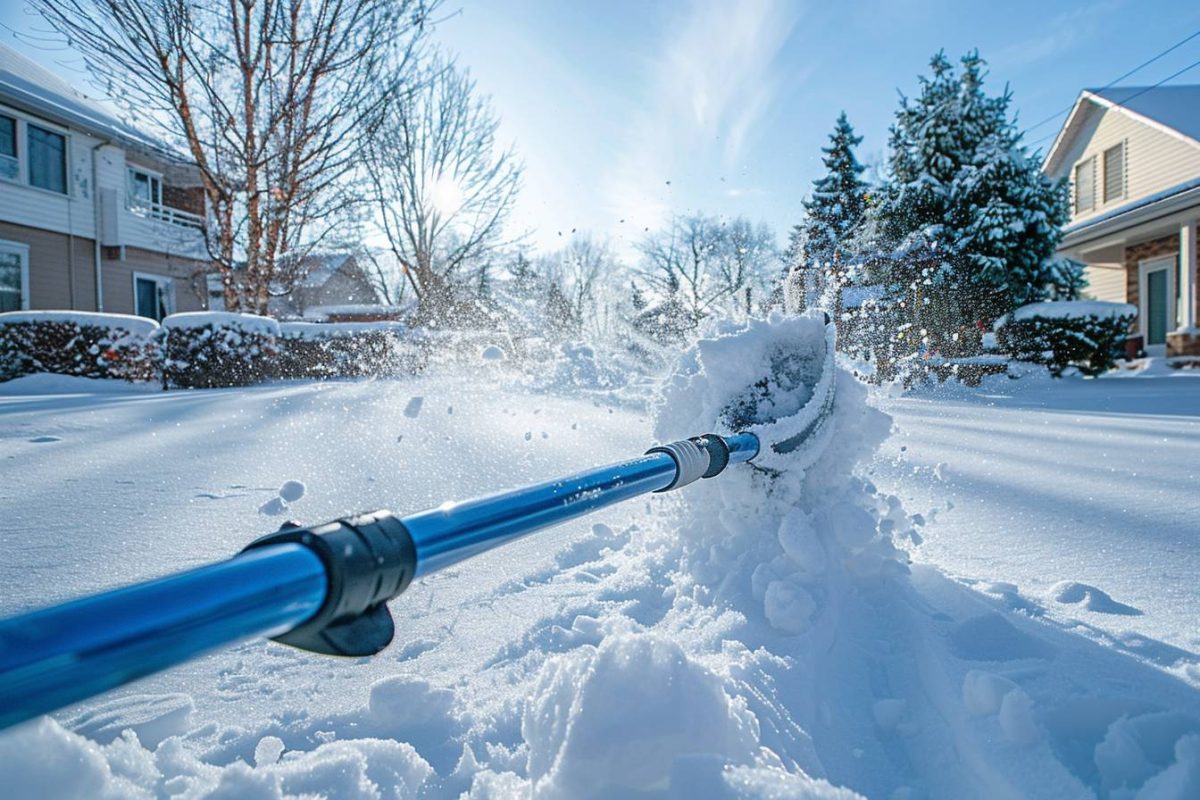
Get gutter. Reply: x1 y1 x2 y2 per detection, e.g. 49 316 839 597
1060 178 1200 249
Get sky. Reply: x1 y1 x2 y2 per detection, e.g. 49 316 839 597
5 0 1200 258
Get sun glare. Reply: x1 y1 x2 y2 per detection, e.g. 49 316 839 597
430 174 464 216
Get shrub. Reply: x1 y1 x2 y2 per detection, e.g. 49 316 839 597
161 312 279 389
274 322 425 379
996 301 1135 377
0 311 159 382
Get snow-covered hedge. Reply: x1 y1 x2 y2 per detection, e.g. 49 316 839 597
0 311 160 383
997 301 1135 377
274 321 424 379
161 312 279 389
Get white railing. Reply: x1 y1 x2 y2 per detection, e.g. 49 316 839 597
129 200 206 231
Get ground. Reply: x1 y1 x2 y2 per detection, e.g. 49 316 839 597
0 352 1197 799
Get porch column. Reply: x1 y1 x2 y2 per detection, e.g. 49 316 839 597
1182 220 1197 330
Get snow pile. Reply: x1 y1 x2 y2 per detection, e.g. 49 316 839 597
1011 300 1137 322
0 310 160 337
162 311 281 337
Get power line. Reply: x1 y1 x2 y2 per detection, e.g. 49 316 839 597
1024 28 1200 135
1030 55 1200 149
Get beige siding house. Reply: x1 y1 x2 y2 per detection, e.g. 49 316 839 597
1043 85 1200 356
0 44 209 320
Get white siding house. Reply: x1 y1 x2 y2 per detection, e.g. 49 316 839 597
0 44 209 319
1044 85 1200 357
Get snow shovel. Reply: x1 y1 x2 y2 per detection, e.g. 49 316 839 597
0 319 838 732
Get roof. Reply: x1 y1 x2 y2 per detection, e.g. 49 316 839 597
1043 85 1200 175
1088 85 1200 143
0 43 184 163
300 253 355 289
1061 174 1200 240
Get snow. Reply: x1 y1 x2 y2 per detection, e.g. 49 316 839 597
279 321 409 337
1011 300 1137 322
162 311 281 336
0 310 160 336
278 480 306 504
0 326 1198 799
0 373 160 395
480 345 506 362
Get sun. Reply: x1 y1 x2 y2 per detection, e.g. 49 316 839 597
430 174 464 216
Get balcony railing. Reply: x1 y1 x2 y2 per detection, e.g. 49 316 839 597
129 200 206 232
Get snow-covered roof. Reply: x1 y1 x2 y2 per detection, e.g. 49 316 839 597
1089 85 1200 144
299 253 354 289
0 43 186 163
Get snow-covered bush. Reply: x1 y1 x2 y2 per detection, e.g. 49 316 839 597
275 322 425 380
161 312 279 389
996 301 1135 377
0 311 159 383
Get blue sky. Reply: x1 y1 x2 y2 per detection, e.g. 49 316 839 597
5 0 1200 256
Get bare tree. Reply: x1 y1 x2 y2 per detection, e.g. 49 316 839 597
536 236 619 337
638 214 776 324
32 0 432 313
364 56 521 324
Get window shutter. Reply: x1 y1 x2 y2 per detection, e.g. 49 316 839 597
1074 157 1095 213
1103 142 1125 203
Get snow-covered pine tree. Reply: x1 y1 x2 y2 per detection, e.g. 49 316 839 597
799 113 869 306
873 51 1071 335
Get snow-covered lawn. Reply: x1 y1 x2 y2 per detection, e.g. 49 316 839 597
0 363 1198 798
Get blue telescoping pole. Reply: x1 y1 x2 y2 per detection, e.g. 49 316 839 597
0 432 758 731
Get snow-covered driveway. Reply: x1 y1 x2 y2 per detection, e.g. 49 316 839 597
1 363 1199 799
876 375 1200 663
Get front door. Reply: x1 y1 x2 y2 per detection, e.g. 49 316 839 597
1140 256 1176 355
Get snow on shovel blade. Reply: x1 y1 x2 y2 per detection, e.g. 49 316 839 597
655 313 838 475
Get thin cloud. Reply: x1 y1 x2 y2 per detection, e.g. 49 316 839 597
603 0 802 232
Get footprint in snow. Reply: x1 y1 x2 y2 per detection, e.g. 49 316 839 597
28 435 61 443
1049 581 1141 616
403 396 424 418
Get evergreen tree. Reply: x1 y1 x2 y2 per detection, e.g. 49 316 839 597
873 51 1071 328
803 113 869 267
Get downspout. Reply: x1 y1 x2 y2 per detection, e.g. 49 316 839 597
89 139 108 311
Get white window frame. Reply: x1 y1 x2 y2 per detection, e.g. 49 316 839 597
0 239 31 311
0 104 74 197
132 271 175 321
1138 254 1177 355
126 165 163 211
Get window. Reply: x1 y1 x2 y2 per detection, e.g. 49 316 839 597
0 241 30 312
1074 157 1095 214
134 273 174 321
0 114 16 181
127 167 162 210
27 124 66 193
1103 142 1125 203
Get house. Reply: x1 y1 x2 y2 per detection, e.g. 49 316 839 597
0 44 209 320
1043 85 1199 356
205 253 384 319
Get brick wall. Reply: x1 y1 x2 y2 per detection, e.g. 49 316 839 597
1123 234 1178 333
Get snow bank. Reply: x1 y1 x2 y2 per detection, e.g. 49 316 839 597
0 310 159 336
1011 300 1136 322
0 717 433 799
0 373 158 395
279 321 409 338
162 311 280 336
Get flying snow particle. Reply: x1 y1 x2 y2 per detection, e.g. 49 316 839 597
524 432 532 441
278 480 306 503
